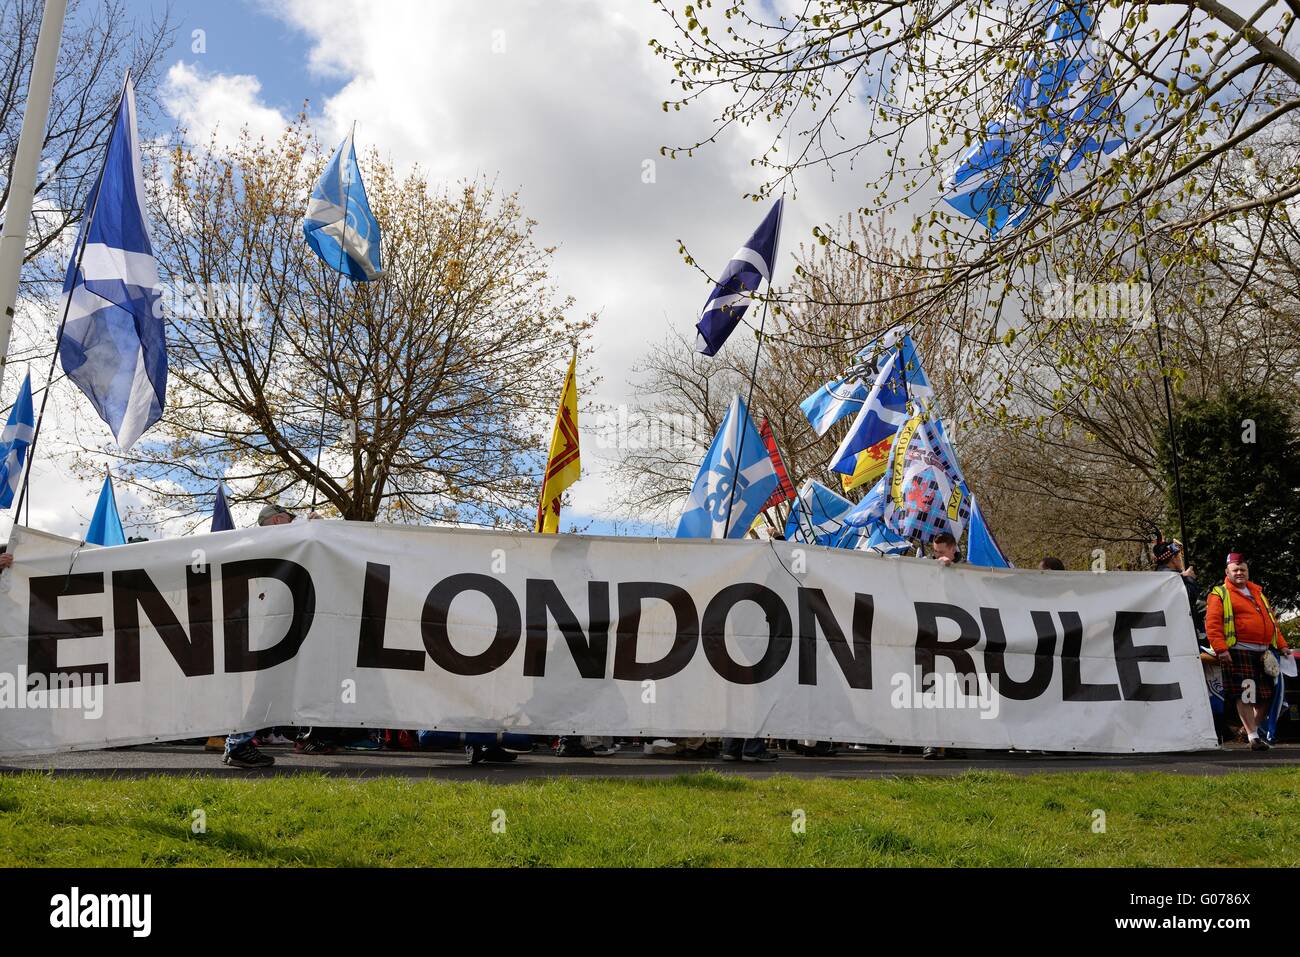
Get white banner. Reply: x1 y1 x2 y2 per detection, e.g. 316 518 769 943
0 521 1217 755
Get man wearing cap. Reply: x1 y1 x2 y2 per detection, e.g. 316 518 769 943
1153 537 1201 639
1205 553 1290 751
222 503 320 768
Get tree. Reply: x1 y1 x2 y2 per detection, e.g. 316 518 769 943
1158 388 1300 608
2 0 173 284
650 1 1300 412
102 120 594 527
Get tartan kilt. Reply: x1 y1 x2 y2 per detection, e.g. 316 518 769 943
1221 647 1275 705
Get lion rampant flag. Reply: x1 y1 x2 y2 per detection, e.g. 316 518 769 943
535 354 580 533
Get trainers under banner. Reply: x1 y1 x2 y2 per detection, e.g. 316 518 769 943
741 750 778 763
223 743 274 769
294 739 337 755
1250 737 1271 751
590 742 620 756
344 737 382 751
556 741 596 757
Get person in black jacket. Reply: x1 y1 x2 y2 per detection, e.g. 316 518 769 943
1153 536 1203 640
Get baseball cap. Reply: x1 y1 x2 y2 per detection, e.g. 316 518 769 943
258 503 294 526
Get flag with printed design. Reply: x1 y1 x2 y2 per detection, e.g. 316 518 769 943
535 354 581 534
304 128 383 281
676 394 778 539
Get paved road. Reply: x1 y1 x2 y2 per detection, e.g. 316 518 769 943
3 742 1298 781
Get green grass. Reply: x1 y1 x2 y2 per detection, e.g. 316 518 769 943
2 769 1298 867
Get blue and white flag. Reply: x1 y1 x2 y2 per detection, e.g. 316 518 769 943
943 1 1124 235
827 348 910 476
0 373 35 509
304 129 383 281
783 479 855 546
800 329 906 436
676 394 779 539
0 372 34 508
58 77 166 451
695 199 783 357
86 474 126 547
211 485 234 533
966 495 1012 568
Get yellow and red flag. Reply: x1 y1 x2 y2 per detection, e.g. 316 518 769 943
840 434 893 493
535 354 580 533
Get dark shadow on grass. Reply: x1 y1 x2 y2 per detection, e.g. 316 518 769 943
131 819 368 867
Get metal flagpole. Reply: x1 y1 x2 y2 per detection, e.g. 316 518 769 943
721 197 785 537
1137 209 1190 558
310 122 357 514
13 72 129 526
0 0 69 398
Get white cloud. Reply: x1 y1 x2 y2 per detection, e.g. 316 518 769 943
161 61 291 150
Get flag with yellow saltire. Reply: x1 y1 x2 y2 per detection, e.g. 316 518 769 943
535 354 580 533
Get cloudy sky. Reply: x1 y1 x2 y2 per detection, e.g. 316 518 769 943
9 0 888 543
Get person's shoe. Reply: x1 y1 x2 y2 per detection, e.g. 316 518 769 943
590 742 620 756
223 742 274 769
742 749 778 762
344 736 382 751
262 732 295 746
1250 736 1271 751
204 736 226 752
294 739 337 755
466 744 485 765
644 739 679 755
555 741 596 757
719 751 741 761
922 746 946 760
482 746 518 763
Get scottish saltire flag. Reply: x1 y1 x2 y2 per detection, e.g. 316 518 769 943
942 1 1124 235
58 77 166 451
85 474 126 547
827 350 909 476
966 496 1011 568
696 199 783 356
304 129 383 281
211 485 235 533
0 373 35 508
783 480 855 546
676 394 779 538
800 345 882 437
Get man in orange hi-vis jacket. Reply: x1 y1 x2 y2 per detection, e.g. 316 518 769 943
1205 552 1291 751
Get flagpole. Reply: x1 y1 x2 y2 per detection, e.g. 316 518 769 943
310 122 357 514
13 72 129 528
722 197 785 537
1137 208 1190 559
0 0 69 398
